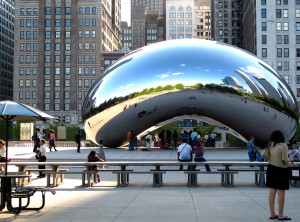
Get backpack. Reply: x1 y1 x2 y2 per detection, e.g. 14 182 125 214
194 146 204 158
32 134 35 141
146 138 150 142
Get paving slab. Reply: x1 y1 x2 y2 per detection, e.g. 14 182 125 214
1 146 299 221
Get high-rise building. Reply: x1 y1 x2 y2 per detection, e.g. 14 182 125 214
166 0 195 40
121 21 132 49
194 0 210 40
13 0 121 125
211 0 242 47
0 0 14 100
131 0 165 49
242 0 300 105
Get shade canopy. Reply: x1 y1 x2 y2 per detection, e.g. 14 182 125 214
0 100 55 122
0 100 55 175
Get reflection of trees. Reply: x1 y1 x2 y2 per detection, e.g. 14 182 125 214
82 83 298 121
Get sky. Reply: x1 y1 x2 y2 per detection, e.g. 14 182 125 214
121 0 131 24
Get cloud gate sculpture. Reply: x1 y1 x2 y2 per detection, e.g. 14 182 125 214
82 39 299 147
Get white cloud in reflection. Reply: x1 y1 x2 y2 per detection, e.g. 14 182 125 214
156 74 169 78
118 83 134 90
241 66 265 79
180 64 186 67
172 72 184 76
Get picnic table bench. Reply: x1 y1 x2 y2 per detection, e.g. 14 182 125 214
7 186 56 213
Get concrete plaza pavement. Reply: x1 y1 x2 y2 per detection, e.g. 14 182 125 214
1 146 300 221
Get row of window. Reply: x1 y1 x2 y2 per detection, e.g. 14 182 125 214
168 20 193 25
45 19 71 27
169 34 193 39
20 19 38 27
261 48 300 58
78 55 97 63
20 31 38 39
19 43 38 51
45 7 71 15
45 55 71 63
169 13 193 19
169 27 193 32
20 66 97 76
261 0 297 5
169 6 192 12
78 30 97 38
20 8 38 15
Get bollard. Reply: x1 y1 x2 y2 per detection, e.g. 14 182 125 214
98 140 106 161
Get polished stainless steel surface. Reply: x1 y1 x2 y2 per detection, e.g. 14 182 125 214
82 39 299 147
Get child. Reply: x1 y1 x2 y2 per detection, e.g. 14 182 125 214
87 151 105 182
193 139 211 171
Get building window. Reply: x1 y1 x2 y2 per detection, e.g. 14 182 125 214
19 80 24 87
92 7 97 14
277 61 282 71
66 43 71 51
66 7 71 14
45 79 50 87
283 9 288 18
32 91 37 99
283 22 289 31
64 104 70 111
55 19 61 27
262 48 267 57
54 104 60 111
56 31 61 39
297 75 300 84
297 49 300 57
45 19 51 27
262 35 267 44
277 35 282 44
65 19 71 27
261 9 267 18
66 32 71 39
261 0 266 5
55 43 61 51
85 7 90 14
65 79 70 87
296 23 300 31
55 7 61 15
45 55 50 63
45 104 50 111
284 75 289 84
65 55 71 63
45 91 50 99
45 67 50 75
55 55 60 63
277 0 281 4
296 9 300 17
19 92 23 99
284 61 289 71
297 35 300 44
276 9 281 18
79 7 83 14
45 7 51 15
55 79 60 87
65 91 70 99
261 22 267 31
45 32 50 39
65 67 71 75
55 91 60 99
284 35 289 44
55 67 61 75
276 22 282 31
284 48 289 57
297 61 300 70
85 18 90 26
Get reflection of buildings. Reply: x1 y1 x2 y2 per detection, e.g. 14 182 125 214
0 0 14 100
253 76 283 104
222 76 243 89
235 70 264 95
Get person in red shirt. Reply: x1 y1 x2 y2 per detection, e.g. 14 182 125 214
87 151 105 182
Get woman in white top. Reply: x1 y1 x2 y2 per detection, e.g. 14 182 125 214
37 139 47 178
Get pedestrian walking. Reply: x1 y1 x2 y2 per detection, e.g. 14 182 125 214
75 130 81 153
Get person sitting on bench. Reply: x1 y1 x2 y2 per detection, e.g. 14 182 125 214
87 151 105 182
177 138 193 170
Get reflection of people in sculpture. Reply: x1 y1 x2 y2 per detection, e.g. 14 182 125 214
172 130 178 149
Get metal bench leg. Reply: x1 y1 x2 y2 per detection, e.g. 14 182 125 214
82 173 86 186
47 174 51 187
153 173 163 187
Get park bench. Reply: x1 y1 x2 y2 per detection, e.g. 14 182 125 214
25 168 69 186
184 170 238 187
6 186 56 213
112 170 166 187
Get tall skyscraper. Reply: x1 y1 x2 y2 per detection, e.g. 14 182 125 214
13 0 121 125
0 0 14 100
211 0 242 47
242 0 300 105
131 0 166 49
